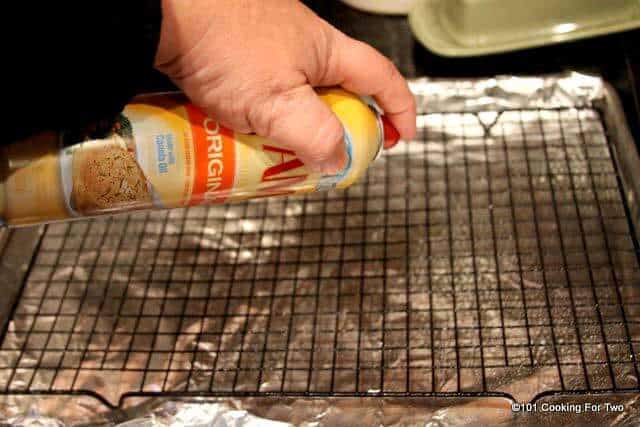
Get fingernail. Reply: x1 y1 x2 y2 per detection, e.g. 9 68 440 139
320 146 348 175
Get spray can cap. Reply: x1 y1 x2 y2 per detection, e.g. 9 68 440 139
381 116 400 149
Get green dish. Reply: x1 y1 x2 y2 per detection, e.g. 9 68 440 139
409 0 640 57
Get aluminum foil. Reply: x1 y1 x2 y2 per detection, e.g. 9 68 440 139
2 73 640 426
409 72 605 113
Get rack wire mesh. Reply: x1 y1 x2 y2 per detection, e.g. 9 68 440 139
1 106 639 410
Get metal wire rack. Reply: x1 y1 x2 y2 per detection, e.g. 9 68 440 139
1 106 639 410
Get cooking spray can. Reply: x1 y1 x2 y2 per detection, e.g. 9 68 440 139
0 88 400 227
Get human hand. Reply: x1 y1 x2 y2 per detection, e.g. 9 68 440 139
155 0 416 173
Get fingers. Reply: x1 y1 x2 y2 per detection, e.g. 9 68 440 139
249 84 348 174
319 31 416 141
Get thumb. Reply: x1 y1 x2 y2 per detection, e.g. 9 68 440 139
250 85 348 174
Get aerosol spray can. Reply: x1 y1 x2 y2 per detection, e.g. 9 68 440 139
0 88 399 226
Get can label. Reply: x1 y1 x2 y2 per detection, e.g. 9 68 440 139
56 96 321 218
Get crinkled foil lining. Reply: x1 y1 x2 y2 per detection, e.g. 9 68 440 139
409 73 604 113
2 73 640 426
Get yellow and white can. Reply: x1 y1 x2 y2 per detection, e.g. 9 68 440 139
0 88 398 227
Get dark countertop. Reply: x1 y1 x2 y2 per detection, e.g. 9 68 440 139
303 1 640 146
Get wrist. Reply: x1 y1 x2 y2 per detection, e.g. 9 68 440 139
154 0 219 75
155 0 179 68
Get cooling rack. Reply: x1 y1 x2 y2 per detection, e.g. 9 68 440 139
0 106 639 414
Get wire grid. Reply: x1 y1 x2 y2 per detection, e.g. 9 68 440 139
1 107 639 408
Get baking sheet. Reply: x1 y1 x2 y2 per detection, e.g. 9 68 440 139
1 73 640 425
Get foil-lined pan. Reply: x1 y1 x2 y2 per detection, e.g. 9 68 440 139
1 73 640 425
